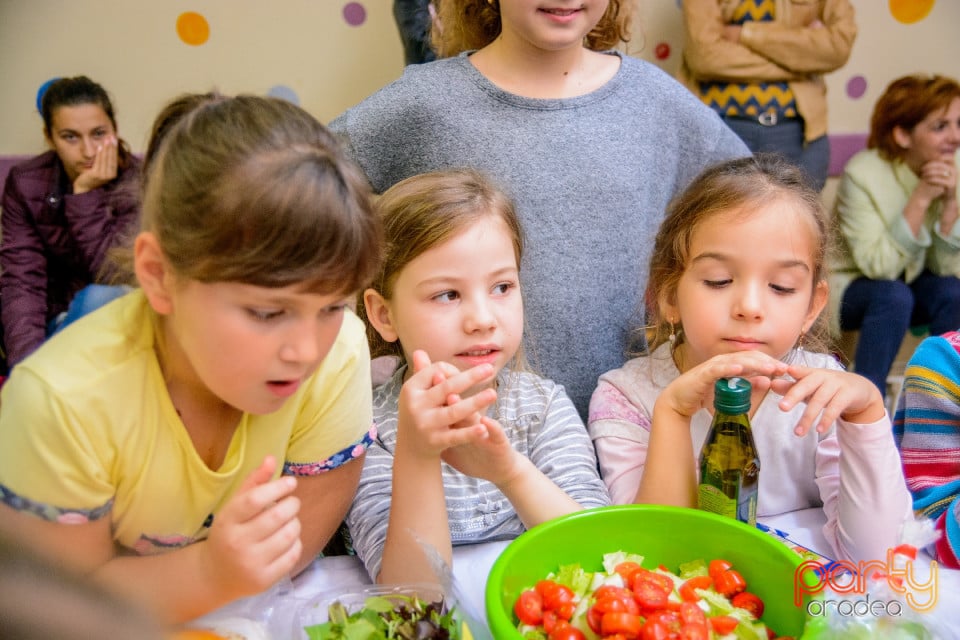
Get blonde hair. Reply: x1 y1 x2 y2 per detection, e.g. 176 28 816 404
361 169 525 368
136 95 381 295
430 0 632 58
644 154 832 357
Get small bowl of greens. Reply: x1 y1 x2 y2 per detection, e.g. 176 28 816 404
299 583 480 640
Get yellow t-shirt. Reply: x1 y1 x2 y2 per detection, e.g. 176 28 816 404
0 290 374 554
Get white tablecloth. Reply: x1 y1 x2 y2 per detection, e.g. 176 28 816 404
196 509 960 639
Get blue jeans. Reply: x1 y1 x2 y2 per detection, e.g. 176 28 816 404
722 116 830 192
48 284 131 335
839 271 960 396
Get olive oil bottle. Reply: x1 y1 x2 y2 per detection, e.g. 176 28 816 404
697 377 760 526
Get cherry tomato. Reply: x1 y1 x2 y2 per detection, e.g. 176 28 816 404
644 610 680 629
713 568 747 598
708 559 733 581
555 601 576 621
593 589 640 616
615 561 644 588
640 620 671 640
543 609 559 633
633 574 671 610
638 569 675 594
594 595 630 614
539 581 576 612
732 591 765 619
514 588 544 625
679 602 707 627
586 605 603 634
679 623 709 640
709 615 739 634
548 623 587 640
594 585 635 603
601 612 643 639
679 575 713 602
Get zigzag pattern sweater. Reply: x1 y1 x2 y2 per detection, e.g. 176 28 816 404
894 331 960 568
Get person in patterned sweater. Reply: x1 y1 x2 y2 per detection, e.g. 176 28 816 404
894 331 960 568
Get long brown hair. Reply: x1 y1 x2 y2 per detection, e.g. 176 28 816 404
135 95 381 296
40 75 132 168
361 168 524 367
644 154 832 356
430 0 632 58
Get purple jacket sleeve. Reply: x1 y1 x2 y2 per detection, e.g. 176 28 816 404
1 169 49 364
61 158 141 277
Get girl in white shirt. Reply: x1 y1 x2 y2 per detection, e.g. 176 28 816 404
588 154 913 562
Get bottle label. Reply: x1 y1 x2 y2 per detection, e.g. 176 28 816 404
697 484 737 519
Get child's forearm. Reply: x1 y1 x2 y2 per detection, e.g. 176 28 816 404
378 444 450 586
495 455 581 529
636 401 697 507
95 541 251 625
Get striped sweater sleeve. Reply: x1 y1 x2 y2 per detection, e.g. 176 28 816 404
893 331 960 568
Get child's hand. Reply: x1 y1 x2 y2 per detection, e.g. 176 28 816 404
771 365 886 436
395 349 498 460
441 416 523 485
659 351 789 419
73 135 119 194
201 456 302 601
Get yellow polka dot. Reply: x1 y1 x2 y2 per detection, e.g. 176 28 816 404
176 11 210 46
889 0 935 24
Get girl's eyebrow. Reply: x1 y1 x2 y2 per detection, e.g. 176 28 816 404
691 251 811 272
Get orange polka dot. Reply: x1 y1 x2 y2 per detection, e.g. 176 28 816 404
889 0 934 24
176 11 210 46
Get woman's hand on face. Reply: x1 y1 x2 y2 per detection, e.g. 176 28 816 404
771 365 886 436
395 349 497 460
917 159 955 202
73 135 119 194
202 456 302 602
661 351 789 420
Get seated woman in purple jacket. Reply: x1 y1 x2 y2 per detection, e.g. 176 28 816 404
0 76 141 367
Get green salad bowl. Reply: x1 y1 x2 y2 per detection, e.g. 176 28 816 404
485 504 810 638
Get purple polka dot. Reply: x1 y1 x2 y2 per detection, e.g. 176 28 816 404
343 2 366 26
267 85 300 106
36 77 61 114
846 75 867 100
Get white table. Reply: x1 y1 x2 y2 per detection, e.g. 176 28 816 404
196 509 960 639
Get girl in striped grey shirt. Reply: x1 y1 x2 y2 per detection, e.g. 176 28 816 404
347 169 611 585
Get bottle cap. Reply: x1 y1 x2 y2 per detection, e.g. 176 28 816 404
714 377 751 414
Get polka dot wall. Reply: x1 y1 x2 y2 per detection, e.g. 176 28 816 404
2 1 960 160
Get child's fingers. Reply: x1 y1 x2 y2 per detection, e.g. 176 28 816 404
479 416 508 444
236 455 279 493
229 473 298 523
439 423 491 449
438 387 497 426
411 349 433 374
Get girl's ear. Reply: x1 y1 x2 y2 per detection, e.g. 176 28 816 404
893 125 912 150
658 290 679 327
134 232 175 315
802 279 829 335
362 288 399 343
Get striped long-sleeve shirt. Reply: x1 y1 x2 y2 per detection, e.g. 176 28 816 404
345 366 611 581
894 331 960 568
